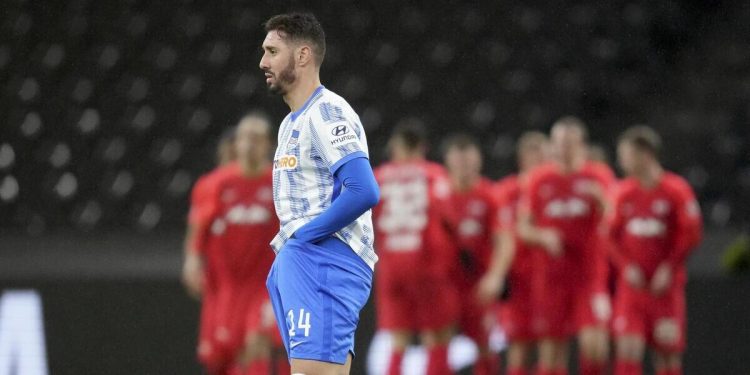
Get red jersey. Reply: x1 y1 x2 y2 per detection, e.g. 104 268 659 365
523 161 615 279
494 174 535 276
189 164 240 254
373 160 456 275
609 172 702 285
197 165 278 285
449 178 497 272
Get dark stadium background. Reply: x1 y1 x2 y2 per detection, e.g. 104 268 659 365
1 0 749 374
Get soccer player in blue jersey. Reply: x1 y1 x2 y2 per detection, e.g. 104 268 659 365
259 13 380 375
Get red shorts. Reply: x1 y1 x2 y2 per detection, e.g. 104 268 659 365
200 279 279 371
499 269 543 342
537 264 611 339
376 266 459 331
612 281 686 353
197 286 220 367
454 274 490 346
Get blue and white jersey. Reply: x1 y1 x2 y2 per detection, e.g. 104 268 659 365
271 86 378 269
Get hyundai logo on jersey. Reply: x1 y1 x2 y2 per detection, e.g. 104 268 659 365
331 125 349 136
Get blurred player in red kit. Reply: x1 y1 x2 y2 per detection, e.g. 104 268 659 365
184 114 288 375
373 121 458 375
609 126 702 375
477 131 549 375
183 127 238 369
517 117 615 375
441 134 500 375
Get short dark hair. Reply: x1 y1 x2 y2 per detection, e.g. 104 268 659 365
441 133 480 156
390 118 427 151
264 13 326 65
618 125 662 158
552 115 588 141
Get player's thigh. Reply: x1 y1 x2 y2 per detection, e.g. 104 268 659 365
291 353 352 375
649 291 686 354
502 299 536 344
266 257 292 353
279 239 372 364
538 281 576 339
417 276 459 334
375 272 417 331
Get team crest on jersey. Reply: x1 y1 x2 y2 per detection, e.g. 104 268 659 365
651 199 670 216
274 155 298 171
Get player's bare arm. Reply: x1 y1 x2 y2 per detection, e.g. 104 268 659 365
517 211 562 257
477 228 515 304
181 223 205 299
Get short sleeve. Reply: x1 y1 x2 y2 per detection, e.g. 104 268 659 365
309 102 369 174
673 180 703 235
520 170 543 220
607 183 626 240
188 175 212 225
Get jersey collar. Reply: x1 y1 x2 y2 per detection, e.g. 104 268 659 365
290 85 325 121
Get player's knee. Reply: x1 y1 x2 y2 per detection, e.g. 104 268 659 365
537 340 559 365
654 318 680 347
616 336 644 361
579 328 609 360
390 331 411 350
508 343 530 366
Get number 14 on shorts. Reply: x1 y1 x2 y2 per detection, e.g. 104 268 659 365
287 308 311 337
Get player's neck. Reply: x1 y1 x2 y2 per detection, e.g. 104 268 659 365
239 159 269 177
451 174 478 192
635 163 663 189
391 152 424 163
558 156 585 174
284 73 322 113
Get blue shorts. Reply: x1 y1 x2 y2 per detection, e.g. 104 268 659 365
266 237 373 364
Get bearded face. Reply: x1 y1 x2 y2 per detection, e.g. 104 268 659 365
265 53 297 95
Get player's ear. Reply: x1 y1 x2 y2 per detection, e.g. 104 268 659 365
297 45 313 67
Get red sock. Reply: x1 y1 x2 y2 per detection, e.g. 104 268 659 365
475 355 500 375
534 368 555 375
387 350 404 375
614 360 641 375
553 368 568 375
508 366 528 375
426 345 451 375
579 357 605 375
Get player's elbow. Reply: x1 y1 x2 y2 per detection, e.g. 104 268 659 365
364 183 380 209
